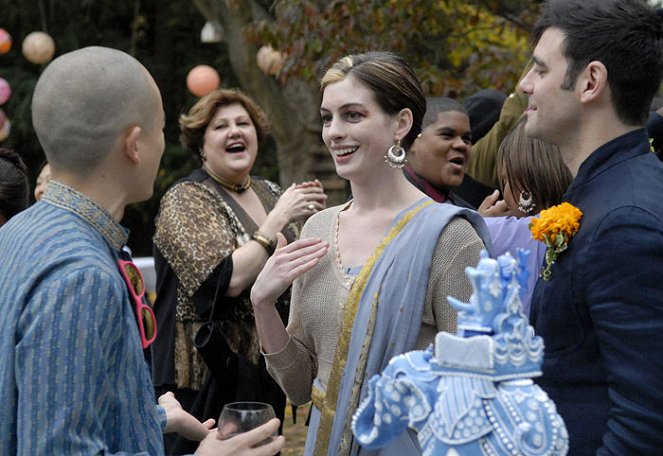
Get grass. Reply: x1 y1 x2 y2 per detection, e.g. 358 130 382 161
281 401 310 455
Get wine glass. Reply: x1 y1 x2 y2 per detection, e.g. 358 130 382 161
217 401 277 443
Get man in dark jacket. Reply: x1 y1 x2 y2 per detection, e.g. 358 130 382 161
522 1 663 454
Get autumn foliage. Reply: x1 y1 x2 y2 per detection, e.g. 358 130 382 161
249 0 538 97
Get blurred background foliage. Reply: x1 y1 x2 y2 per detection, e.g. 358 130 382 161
0 0 539 255
252 0 535 96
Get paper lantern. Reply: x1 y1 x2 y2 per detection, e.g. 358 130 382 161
0 118 10 142
22 31 56 64
201 20 223 44
0 28 11 54
256 45 286 76
186 65 220 97
0 78 10 105
0 108 5 130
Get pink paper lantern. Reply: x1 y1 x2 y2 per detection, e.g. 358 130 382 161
186 65 220 97
22 31 56 64
0 118 10 142
0 78 11 105
0 28 12 54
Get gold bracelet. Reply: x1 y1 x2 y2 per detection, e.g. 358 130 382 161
252 230 275 255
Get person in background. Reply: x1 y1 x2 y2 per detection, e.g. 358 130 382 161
0 46 284 456
250 51 490 455
522 1 663 453
454 88 507 207
466 61 663 187
0 147 29 227
466 79 529 192
647 6 663 158
464 89 507 145
152 88 325 454
404 98 566 317
404 96 474 208
33 160 50 201
478 117 572 315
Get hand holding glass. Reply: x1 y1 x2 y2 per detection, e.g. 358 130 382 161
217 402 277 445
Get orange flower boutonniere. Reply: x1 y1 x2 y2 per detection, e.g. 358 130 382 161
529 202 583 280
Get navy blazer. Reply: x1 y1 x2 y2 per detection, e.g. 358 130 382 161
531 129 663 455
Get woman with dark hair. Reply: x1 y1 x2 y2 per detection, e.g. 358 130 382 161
478 116 572 315
250 51 490 455
0 148 29 226
404 96 474 207
152 88 326 453
493 117 570 216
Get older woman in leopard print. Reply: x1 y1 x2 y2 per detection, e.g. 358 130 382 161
151 88 326 453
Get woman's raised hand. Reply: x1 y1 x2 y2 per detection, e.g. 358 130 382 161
272 179 327 223
478 189 511 217
251 233 328 310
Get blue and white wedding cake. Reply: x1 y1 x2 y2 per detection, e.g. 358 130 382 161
352 250 568 456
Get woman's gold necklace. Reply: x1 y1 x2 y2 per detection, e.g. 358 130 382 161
205 167 252 193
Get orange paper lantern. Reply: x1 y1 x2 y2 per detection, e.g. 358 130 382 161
22 31 56 64
186 65 220 97
0 28 12 54
256 45 287 76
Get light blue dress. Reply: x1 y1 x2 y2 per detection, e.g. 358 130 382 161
483 216 545 317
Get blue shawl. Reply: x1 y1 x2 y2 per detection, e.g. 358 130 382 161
314 199 491 455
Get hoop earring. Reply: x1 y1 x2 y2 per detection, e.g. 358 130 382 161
384 140 406 169
518 190 535 214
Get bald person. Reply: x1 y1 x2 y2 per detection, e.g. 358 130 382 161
0 47 284 456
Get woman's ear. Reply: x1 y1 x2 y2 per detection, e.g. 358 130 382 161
394 108 414 142
123 125 142 165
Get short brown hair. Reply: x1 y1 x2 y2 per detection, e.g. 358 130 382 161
320 51 425 151
498 117 572 212
179 88 270 161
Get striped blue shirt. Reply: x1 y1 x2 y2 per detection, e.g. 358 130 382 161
0 181 166 455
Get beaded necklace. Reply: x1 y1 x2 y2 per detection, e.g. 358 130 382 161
205 167 252 193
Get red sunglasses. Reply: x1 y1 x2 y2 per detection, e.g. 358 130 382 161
117 259 157 349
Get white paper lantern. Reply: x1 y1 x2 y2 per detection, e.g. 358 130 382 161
256 45 286 76
22 31 56 64
201 21 223 44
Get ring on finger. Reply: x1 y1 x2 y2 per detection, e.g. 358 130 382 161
307 204 315 211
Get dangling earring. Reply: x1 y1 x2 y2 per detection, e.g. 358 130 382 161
518 190 535 214
200 149 207 161
384 139 406 169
